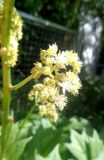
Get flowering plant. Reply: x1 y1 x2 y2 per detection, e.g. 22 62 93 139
0 0 82 159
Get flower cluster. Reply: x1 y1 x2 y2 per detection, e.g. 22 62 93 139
0 4 22 66
29 44 82 122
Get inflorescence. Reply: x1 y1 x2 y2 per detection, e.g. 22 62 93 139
29 44 82 122
0 2 22 67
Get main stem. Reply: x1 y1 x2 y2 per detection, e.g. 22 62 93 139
0 0 15 159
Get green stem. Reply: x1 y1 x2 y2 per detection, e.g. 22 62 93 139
10 75 33 91
1 0 15 46
0 0 15 159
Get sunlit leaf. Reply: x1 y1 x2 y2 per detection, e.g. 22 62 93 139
66 130 104 160
35 144 62 160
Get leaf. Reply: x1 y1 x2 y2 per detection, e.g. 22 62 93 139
95 152 104 160
61 116 92 133
20 118 63 160
4 121 32 160
7 137 31 160
35 144 62 160
66 130 104 160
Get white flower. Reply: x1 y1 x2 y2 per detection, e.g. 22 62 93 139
55 95 67 110
59 81 71 94
56 51 67 65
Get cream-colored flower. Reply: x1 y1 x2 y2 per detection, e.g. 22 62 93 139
46 44 58 56
55 73 67 82
29 44 82 122
55 95 67 111
59 71 81 94
31 62 42 79
40 50 47 60
43 77 55 86
46 103 58 122
59 81 71 94
56 51 68 65
73 61 83 74
39 105 47 116
0 8 23 66
42 66 51 75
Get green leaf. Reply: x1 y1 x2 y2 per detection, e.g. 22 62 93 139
95 152 104 160
35 144 62 160
7 137 31 160
66 130 104 160
20 118 63 160
4 121 32 160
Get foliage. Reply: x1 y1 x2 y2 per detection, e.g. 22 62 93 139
18 116 93 159
3 115 103 160
15 0 80 28
82 0 104 17
35 145 62 160
0 122 32 160
15 0 104 29
66 129 104 160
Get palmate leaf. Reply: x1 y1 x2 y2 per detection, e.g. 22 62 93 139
66 130 104 160
20 118 63 160
35 144 62 160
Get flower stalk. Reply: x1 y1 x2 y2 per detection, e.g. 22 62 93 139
10 75 32 91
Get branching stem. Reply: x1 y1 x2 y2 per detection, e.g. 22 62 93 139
10 75 33 91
